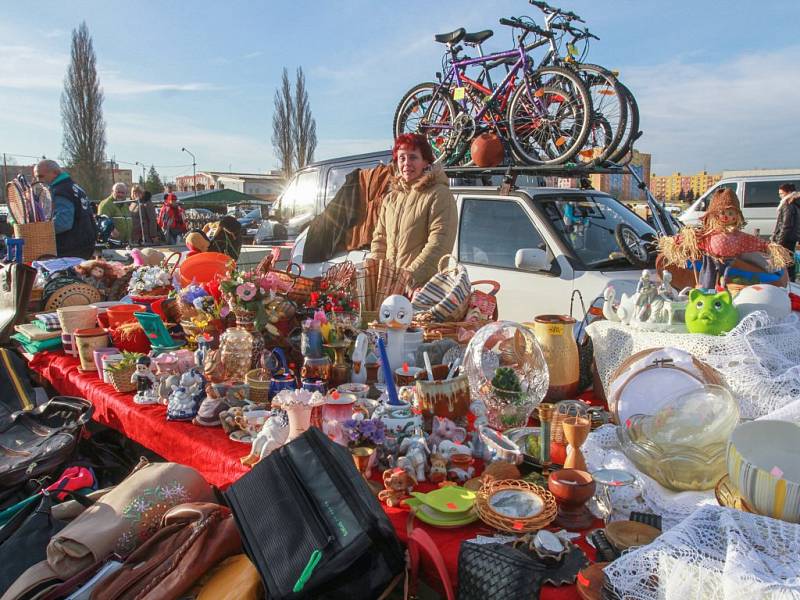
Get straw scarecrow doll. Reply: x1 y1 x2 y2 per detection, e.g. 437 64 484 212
659 188 793 290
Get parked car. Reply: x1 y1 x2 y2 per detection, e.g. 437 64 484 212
290 181 656 322
680 170 800 237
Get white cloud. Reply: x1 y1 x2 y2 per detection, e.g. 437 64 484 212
622 45 800 173
243 51 263 60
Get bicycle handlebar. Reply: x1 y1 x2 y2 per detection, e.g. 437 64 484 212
551 22 599 40
528 0 584 23
498 17 554 38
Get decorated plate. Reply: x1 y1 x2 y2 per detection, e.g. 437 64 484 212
404 498 478 528
488 488 544 519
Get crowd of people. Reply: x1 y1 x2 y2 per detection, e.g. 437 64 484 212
96 180 187 247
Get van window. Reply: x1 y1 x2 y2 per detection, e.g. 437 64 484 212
325 160 388 204
280 169 318 220
744 180 800 208
459 198 546 269
699 182 736 211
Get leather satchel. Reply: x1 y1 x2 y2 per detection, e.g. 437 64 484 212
0 262 36 345
89 502 241 600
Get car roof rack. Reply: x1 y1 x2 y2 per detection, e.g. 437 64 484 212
443 161 680 238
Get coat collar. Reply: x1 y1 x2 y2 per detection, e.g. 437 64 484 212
390 165 448 194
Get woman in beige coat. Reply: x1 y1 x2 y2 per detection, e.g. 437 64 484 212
370 134 457 285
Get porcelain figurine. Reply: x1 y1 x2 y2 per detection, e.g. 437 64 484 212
379 295 414 373
437 439 473 460
167 386 196 421
469 399 490 458
447 454 475 483
241 411 289 466
398 434 429 482
428 417 467 449
603 272 690 332
428 453 448 484
378 467 416 508
351 333 369 385
131 356 158 405
732 284 791 320
157 373 180 405
322 419 345 446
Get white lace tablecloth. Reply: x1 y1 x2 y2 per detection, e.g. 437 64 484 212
587 312 800 422
604 506 800 600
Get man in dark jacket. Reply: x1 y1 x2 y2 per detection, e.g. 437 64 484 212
33 160 96 259
772 183 800 280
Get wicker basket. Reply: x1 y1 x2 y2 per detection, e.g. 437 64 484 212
415 319 492 342
245 368 271 404
47 284 103 312
109 364 137 393
13 221 56 263
474 479 557 533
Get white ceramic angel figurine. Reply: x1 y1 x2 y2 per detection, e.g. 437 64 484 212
379 295 414 373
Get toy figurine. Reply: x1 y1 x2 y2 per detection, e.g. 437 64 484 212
429 453 448 484
379 295 414 374
167 386 196 421
378 467 416 507
241 411 289 466
194 335 211 369
131 356 158 405
437 439 473 461
428 416 467 449
157 373 180 405
447 454 475 483
684 289 739 335
659 188 793 290
398 433 429 482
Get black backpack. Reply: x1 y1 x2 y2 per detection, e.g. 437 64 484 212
224 427 404 600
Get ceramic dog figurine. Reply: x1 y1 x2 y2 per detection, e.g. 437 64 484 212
378 467 416 508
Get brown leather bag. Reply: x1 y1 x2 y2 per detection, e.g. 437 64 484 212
89 503 241 600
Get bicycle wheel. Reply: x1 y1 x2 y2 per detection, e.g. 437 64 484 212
607 81 641 163
506 66 591 165
393 82 461 165
573 64 627 166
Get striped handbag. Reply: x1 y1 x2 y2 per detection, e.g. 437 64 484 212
412 254 471 322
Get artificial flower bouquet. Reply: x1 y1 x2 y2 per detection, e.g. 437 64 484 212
307 279 359 315
127 265 172 298
219 269 286 329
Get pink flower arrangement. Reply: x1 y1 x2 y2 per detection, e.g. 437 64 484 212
237 282 257 301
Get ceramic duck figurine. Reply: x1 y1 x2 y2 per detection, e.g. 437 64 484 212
379 295 413 373
351 333 369 385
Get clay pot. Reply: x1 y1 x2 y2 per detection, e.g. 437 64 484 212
526 316 579 402
74 328 110 371
548 468 596 530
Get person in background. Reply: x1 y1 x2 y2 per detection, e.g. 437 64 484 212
157 184 187 245
97 182 132 244
129 185 160 245
772 183 800 280
33 159 96 259
370 133 457 285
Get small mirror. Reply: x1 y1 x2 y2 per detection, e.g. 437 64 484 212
515 248 552 272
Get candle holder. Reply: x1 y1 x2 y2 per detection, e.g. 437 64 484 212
538 404 554 469
562 416 591 472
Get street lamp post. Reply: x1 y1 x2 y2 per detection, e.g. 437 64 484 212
133 161 148 245
181 147 197 197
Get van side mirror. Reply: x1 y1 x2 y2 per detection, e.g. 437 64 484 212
515 248 552 272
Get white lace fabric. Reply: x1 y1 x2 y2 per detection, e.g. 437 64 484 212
588 312 800 422
604 506 800 600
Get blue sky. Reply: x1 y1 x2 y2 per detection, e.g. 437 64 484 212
2 0 799 181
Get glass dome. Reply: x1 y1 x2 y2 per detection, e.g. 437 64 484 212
617 384 739 491
464 321 549 430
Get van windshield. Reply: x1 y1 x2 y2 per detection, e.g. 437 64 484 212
277 170 317 231
539 194 656 269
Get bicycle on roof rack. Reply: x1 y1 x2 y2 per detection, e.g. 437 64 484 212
394 0 642 168
393 18 593 167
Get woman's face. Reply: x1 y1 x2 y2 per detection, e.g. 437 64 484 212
396 147 430 183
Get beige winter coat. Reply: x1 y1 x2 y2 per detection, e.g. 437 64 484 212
370 167 458 285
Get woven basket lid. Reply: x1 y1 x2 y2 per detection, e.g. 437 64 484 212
45 283 103 311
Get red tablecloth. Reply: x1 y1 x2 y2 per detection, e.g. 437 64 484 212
28 350 598 599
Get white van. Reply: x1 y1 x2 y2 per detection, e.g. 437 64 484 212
680 170 800 237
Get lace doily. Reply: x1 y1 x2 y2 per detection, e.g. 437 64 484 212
604 506 800 600
584 425 717 530
588 312 800 421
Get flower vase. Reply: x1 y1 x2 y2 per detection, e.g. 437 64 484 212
284 404 313 441
232 307 264 369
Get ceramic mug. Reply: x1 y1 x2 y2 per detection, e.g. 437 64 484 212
395 366 424 387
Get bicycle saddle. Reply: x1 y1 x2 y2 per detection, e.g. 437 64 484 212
463 30 493 45
434 28 465 44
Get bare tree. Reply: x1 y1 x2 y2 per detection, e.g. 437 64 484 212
61 21 107 200
293 67 317 170
271 68 294 178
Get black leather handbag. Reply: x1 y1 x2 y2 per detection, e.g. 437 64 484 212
0 396 93 491
457 542 544 600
